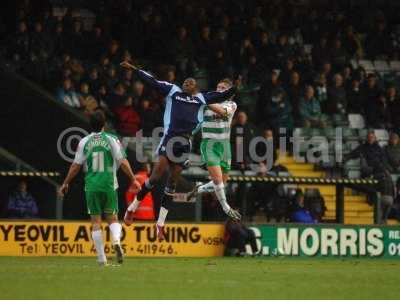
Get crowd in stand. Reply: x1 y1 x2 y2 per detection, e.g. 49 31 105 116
2 0 400 222
2 0 400 139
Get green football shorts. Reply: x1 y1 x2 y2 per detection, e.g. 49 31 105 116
85 190 118 215
200 139 232 173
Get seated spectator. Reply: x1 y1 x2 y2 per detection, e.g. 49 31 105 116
347 76 364 114
385 133 400 173
342 25 363 59
289 189 316 223
138 99 162 137
327 73 347 115
87 67 101 92
366 92 391 129
231 111 254 170
344 131 394 224
56 78 81 108
329 38 349 70
299 85 326 128
7 179 39 219
264 88 293 132
387 86 400 130
314 73 328 112
78 82 98 115
113 96 141 137
255 128 277 172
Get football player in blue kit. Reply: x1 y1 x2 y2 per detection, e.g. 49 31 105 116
120 61 236 241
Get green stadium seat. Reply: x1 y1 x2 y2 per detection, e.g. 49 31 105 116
342 128 359 141
333 114 349 126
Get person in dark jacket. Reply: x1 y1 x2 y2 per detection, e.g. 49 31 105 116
385 133 400 173
231 111 254 170
7 179 39 219
344 131 394 223
264 88 294 132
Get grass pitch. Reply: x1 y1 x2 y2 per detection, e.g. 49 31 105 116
0 257 399 300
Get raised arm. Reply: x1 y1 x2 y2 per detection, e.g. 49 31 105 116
120 61 173 96
203 87 237 104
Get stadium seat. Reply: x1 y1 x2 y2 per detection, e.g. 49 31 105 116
303 44 313 55
374 129 389 142
389 60 400 72
350 59 358 69
348 169 362 179
342 128 359 141
333 114 349 126
348 114 365 129
358 128 368 140
358 60 375 72
374 60 391 74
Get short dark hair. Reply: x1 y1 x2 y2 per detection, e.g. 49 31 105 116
90 110 106 132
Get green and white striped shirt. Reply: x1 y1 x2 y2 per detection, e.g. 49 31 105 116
201 101 237 140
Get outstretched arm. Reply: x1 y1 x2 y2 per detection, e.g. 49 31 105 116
203 87 237 104
120 61 173 95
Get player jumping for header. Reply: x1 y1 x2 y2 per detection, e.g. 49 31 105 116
187 78 241 221
120 61 237 241
59 110 141 265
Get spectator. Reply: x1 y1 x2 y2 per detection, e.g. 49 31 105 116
138 99 162 136
312 36 330 66
289 189 316 223
299 85 326 128
342 26 363 59
195 25 213 67
365 20 392 59
168 26 194 77
87 67 101 92
7 179 39 219
231 111 254 170
67 19 85 58
264 88 294 133
286 71 303 124
385 133 400 173
344 131 394 224
53 22 66 57
347 76 364 114
30 21 51 58
10 21 30 58
327 73 347 115
366 92 391 129
329 38 349 70
256 31 274 68
257 69 281 124
78 82 98 115
113 96 141 137
314 73 328 112
56 78 81 108
387 86 400 130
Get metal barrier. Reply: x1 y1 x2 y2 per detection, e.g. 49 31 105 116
182 172 379 224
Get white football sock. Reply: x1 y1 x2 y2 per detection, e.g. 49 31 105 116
91 230 106 263
198 181 215 194
157 206 169 226
213 182 231 213
109 222 122 246
127 198 140 212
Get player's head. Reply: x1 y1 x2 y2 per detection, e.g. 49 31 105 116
90 110 106 132
216 78 233 92
182 78 198 95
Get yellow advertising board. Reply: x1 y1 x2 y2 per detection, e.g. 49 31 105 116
0 221 225 257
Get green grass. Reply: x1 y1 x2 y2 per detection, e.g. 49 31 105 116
0 257 400 300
